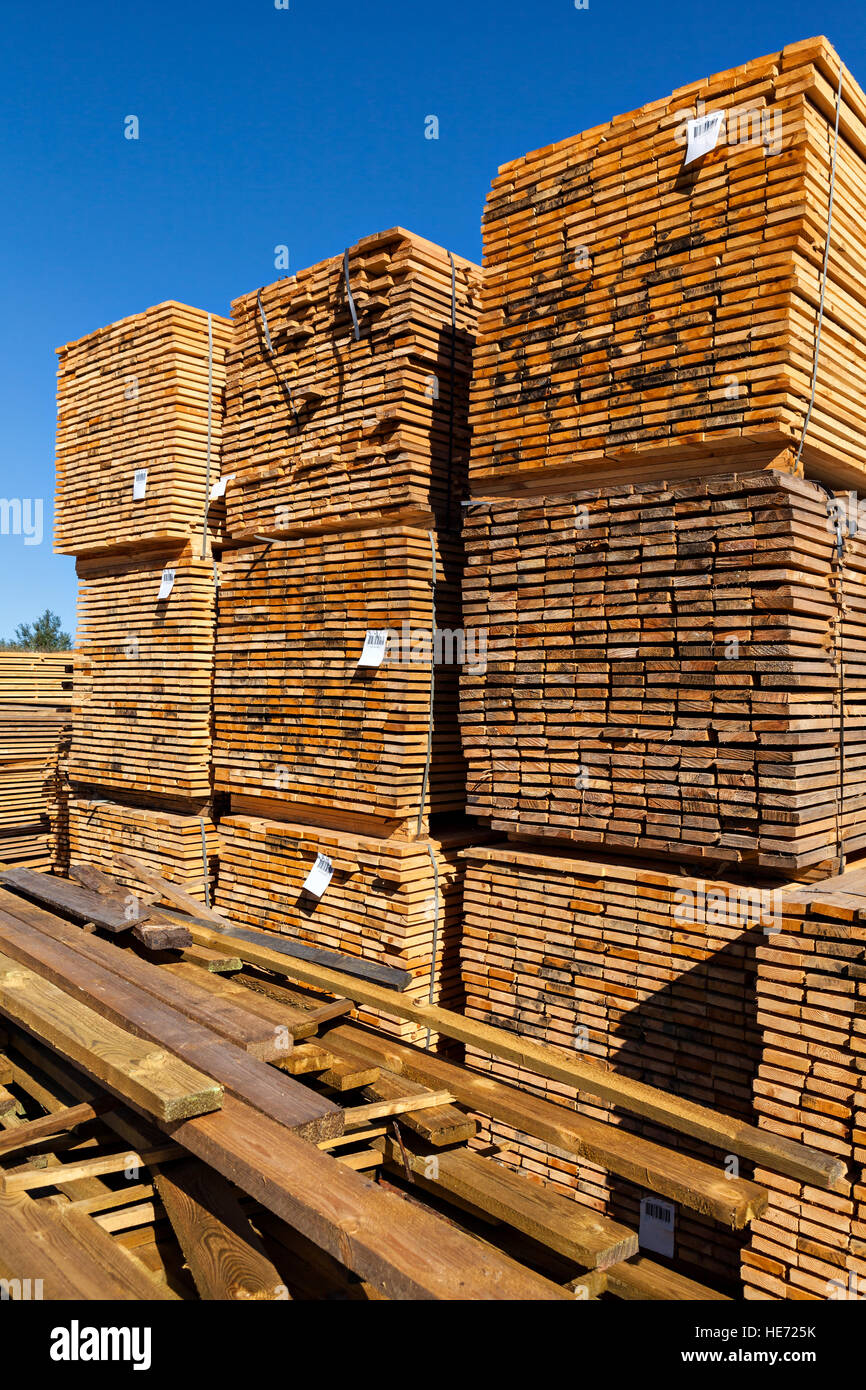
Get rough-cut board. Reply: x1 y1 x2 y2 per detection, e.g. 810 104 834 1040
462 470 866 870
0 949 222 1121
154 1157 289 1300
71 550 216 805
214 529 464 831
0 864 149 930
215 813 470 1039
167 1092 571 1300
470 37 866 491
324 1022 768 1229
55 301 233 557
222 228 481 538
0 1191 175 1300
65 800 218 902
0 891 339 1141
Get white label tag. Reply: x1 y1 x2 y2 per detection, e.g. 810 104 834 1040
157 567 176 600
209 474 234 501
302 852 333 897
357 629 389 667
133 469 148 500
684 112 723 166
639 1196 676 1258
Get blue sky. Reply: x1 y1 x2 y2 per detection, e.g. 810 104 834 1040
1 0 862 643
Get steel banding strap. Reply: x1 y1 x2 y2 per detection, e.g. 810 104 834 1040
794 60 843 471
200 818 212 910
343 248 361 341
257 289 300 428
424 842 440 1052
445 251 458 531
415 531 437 838
199 312 214 559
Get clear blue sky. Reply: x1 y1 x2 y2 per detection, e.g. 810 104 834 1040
1 0 861 643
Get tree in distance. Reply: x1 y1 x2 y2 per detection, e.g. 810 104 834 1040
0 609 72 651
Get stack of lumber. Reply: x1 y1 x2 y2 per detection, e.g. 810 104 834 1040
71 548 216 807
55 302 232 557
67 797 218 905
216 814 471 1040
221 229 481 539
214 527 464 833
743 874 866 1300
470 37 866 493
0 654 73 869
461 470 866 872
0 860 838 1302
460 843 776 1285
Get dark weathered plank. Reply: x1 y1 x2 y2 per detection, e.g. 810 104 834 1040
1 865 146 931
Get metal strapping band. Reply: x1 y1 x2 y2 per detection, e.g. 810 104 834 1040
257 289 299 427
424 842 440 1052
794 60 843 470
200 312 214 559
200 819 212 909
415 531 437 839
343 248 361 341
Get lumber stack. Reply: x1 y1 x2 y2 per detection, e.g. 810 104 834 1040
0 654 73 870
214 527 464 833
471 37 866 493
216 814 471 1040
221 229 481 538
461 843 773 1286
743 882 866 1300
461 469 866 872
71 548 216 806
55 302 232 557
67 797 219 905
54 302 229 891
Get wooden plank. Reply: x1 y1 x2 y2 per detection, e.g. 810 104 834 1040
154 1157 290 1300
0 1191 176 1300
0 1145 181 1195
0 894 340 1142
165 1093 572 1300
606 1255 733 1301
381 1138 639 1270
324 1024 768 1228
344 1091 456 1128
187 920 844 1189
0 950 222 1122
0 864 146 931
0 1098 114 1158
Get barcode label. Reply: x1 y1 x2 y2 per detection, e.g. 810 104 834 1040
639 1195 676 1257
357 629 389 667
133 469 148 500
157 568 176 600
684 111 723 166
302 852 334 898
209 474 233 501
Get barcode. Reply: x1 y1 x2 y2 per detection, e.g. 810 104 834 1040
646 1201 672 1224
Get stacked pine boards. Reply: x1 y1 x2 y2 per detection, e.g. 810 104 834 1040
0 859 841 1300
0 653 72 869
211 229 481 1036
54 302 231 897
458 37 866 1300
54 229 482 1036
